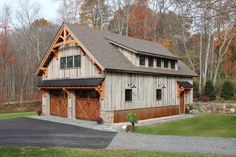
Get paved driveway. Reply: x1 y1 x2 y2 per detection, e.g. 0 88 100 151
0 118 116 148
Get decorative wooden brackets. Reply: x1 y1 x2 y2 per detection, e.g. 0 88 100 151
53 27 77 49
51 49 59 60
39 88 46 97
63 88 72 98
95 81 104 100
40 67 48 77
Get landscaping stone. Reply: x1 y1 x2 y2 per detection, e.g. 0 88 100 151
188 102 236 114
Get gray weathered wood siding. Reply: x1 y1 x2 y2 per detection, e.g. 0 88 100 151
101 72 193 111
43 46 103 80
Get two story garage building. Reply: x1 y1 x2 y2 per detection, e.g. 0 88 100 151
35 23 196 123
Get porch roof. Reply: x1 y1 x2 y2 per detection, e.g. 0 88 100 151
37 77 104 88
178 81 193 89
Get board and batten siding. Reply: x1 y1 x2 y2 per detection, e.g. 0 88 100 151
102 72 193 111
43 46 103 80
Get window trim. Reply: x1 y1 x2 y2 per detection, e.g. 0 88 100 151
156 89 162 101
171 60 175 69
156 58 161 67
164 59 169 68
148 57 154 67
60 57 67 69
66 56 74 68
139 56 145 66
125 89 132 102
74 55 81 68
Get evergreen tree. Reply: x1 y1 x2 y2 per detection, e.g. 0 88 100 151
203 80 216 101
193 81 200 99
220 80 235 100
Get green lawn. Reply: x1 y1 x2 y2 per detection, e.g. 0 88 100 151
0 112 36 120
0 147 223 157
135 114 236 138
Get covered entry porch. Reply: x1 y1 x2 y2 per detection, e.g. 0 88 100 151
38 78 104 121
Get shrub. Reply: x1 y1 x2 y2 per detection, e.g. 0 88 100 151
127 112 138 127
203 80 216 101
193 81 200 100
220 80 235 100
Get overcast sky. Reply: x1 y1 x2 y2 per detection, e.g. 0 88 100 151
0 0 60 23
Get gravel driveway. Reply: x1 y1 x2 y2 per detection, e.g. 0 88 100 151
0 117 116 148
107 132 236 156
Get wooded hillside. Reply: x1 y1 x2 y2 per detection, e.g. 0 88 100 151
0 0 235 104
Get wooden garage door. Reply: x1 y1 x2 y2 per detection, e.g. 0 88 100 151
76 90 100 121
50 90 68 117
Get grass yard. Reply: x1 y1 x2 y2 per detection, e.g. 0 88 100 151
0 147 223 157
134 114 236 138
0 112 36 120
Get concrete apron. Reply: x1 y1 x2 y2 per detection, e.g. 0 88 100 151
28 114 192 132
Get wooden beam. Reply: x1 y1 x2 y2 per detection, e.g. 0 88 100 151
95 64 102 74
53 40 77 49
51 49 59 60
40 67 48 77
63 88 72 98
39 88 46 97
95 81 104 100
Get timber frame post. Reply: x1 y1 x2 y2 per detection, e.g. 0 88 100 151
63 88 72 98
95 81 104 100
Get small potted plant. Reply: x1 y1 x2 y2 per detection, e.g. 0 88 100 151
36 107 42 116
127 112 138 128
96 116 103 124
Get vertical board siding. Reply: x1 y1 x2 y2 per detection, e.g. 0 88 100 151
43 46 103 80
103 72 193 111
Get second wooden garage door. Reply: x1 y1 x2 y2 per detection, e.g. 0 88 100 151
75 90 100 121
50 90 68 118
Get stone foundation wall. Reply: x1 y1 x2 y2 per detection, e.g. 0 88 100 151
188 102 236 114
100 110 114 123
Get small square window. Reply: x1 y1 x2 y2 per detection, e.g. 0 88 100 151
164 59 168 68
125 89 132 101
74 55 81 67
60 57 66 69
140 56 145 66
148 57 153 67
156 58 161 67
171 60 175 69
156 89 162 100
67 56 73 68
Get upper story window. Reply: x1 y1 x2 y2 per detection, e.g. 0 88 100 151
164 59 168 68
60 57 66 69
156 58 161 67
125 89 132 102
156 89 162 100
139 56 145 66
148 57 153 67
60 55 81 69
74 55 81 67
171 60 175 69
67 56 73 68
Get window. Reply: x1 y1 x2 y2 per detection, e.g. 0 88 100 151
148 57 153 67
139 56 145 66
125 89 132 101
74 55 81 67
156 89 162 100
171 60 175 69
60 57 66 69
156 58 161 67
67 56 73 68
164 59 168 68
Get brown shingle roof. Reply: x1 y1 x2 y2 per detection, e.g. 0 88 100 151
66 23 196 77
